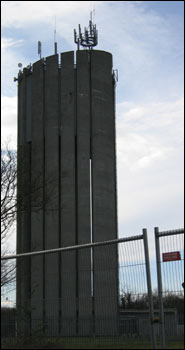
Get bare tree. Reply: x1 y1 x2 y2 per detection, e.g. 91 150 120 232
1 145 17 289
1 141 57 289
1 146 17 240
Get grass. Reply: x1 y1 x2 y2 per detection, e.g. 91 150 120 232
1 336 184 349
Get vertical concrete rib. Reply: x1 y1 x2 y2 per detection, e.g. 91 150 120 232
60 51 76 335
16 76 24 326
24 73 32 309
26 73 32 142
91 50 118 335
19 71 29 325
17 70 32 334
76 50 92 335
44 54 59 331
31 60 44 326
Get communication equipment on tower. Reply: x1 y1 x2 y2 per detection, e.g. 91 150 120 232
14 63 23 81
74 11 98 50
18 63 23 74
54 16 57 54
113 69 118 86
38 41 42 59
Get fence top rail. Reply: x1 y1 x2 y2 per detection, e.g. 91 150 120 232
1 234 143 261
157 228 184 238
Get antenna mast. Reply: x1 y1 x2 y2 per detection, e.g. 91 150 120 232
54 16 57 54
74 12 98 50
38 41 42 60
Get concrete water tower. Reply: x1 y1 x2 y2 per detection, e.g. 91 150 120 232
16 15 118 336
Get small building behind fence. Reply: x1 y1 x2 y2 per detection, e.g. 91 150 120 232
120 309 183 339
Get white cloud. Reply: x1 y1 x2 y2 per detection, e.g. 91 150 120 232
116 98 184 166
1 1 93 30
116 97 184 238
1 37 25 97
1 38 24 50
117 129 175 172
1 96 17 147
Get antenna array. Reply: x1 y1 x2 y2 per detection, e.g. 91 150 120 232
38 41 42 59
74 12 98 50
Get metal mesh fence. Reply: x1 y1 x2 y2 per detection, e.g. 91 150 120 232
119 239 151 339
1 234 156 349
1 230 184 349
160 233 184 294
155 228 184 349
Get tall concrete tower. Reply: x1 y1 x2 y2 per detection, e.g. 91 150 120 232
17 17 118 336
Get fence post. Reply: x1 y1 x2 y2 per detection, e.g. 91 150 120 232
143 228 156 349
154 227 165 349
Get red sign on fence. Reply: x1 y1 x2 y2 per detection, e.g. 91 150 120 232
162 251 181 262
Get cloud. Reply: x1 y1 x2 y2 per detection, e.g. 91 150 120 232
1 1 93 31
96 2 184 103
1 38 24 50
116 98 184 171
1 96 17 147
116 97 184 239
1 37 26 97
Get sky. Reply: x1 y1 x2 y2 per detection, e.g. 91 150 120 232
1 1 184 265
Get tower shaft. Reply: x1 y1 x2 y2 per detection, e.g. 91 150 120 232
17 50 118 336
